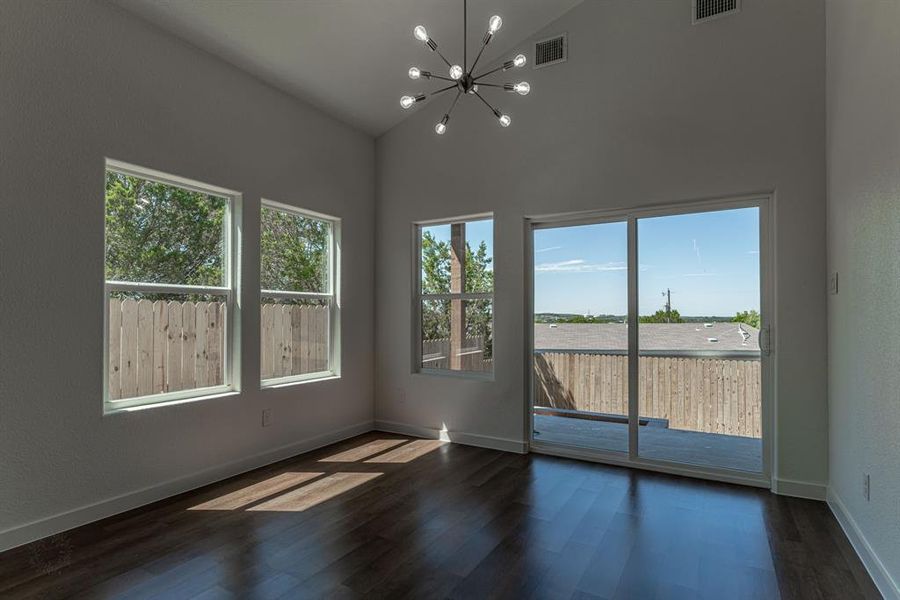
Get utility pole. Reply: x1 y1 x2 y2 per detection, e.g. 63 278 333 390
662 288 672 323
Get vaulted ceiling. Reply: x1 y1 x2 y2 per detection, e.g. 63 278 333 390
112 0 583 136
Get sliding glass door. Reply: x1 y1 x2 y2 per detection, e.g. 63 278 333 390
636 208 763 472
530 199 768 481
532 221 629 454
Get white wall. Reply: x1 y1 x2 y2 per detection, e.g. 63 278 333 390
826 0 900 595
0 0 374 550
375 0 828 491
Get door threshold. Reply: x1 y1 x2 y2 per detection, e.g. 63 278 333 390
530 440 771 490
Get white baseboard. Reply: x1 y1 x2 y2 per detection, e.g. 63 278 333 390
828 489 900 600
0 420 375 554
771 477 827 500
374 419 527 454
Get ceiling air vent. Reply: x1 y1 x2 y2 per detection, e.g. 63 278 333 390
534 34 567 69
693 0 741 24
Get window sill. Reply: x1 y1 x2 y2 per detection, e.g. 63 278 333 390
261 372 340 389
415 368 495 382
104 386 239 415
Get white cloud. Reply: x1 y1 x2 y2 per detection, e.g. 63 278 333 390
693 239 702 265
535 246 562 254
747 250 760 255
681 272 718 277
535 259 627 273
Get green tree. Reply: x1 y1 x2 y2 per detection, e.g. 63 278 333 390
732 309 761 329
260 207 329 293
105 172 225 287
639 308 684 323
559 315 612 324
420 231 493 356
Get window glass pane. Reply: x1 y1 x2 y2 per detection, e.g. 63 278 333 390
261 298 330 380
464 219 494 293
108 292 227 401
261 206 330 293
420 224 452 294
465 299 494 369
531 221 629 454
421 298 450 369
105 170 227 286
420 298 493 373
637 207 762 472
420 220 494 294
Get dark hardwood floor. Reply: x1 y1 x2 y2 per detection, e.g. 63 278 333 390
0 432 880 599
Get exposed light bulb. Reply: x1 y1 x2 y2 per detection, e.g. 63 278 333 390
408 67 421 80
488 15 503 33
400 95 415 109
513 53 527 68
413 25 428 42
435 114 450 135
449 65 464 80
498 114 511 127
513 82 530 96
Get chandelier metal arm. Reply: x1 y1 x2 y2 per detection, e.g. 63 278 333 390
432 46 454 70
430 84 458 97
468 41 489 76
473 61 511 81
426 73 456 82
447 90 463 117
473 90 502 118
471 82 505 89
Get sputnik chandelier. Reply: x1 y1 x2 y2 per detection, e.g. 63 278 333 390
400 0 530 135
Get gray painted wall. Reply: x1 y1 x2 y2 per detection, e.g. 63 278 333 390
0 0 374 549
375 0 828 490
826 0 900 592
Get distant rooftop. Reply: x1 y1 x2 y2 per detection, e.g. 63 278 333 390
534 322 760 353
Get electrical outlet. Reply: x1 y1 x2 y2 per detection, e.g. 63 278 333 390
863 473 870 501
262 408 273 428
398 388 406 404
829 272 839 295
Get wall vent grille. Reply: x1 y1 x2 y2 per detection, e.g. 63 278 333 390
534 34 567 69
693 0 740 23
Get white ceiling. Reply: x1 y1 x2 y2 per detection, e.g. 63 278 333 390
112 0 582 136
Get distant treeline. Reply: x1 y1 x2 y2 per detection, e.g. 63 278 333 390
535 313 753 325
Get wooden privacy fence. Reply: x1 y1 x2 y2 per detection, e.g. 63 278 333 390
422 337 492 372
108 298 225 400
109 300 330 400
260 303 329 380
533 352 762 438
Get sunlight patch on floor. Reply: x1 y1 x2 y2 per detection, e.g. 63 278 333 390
188 471 324 511
248 472 382 512
318 438 409 462
364 439 447 464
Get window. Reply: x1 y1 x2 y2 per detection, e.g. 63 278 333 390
260 200 339 385
415 216 493 375
104 160 239 410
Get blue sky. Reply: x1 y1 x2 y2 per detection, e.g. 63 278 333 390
534 207 760 317
423 208 759 317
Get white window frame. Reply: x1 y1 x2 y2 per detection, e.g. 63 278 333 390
103 159 241 413
260 199 341 388
412 214 494 380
